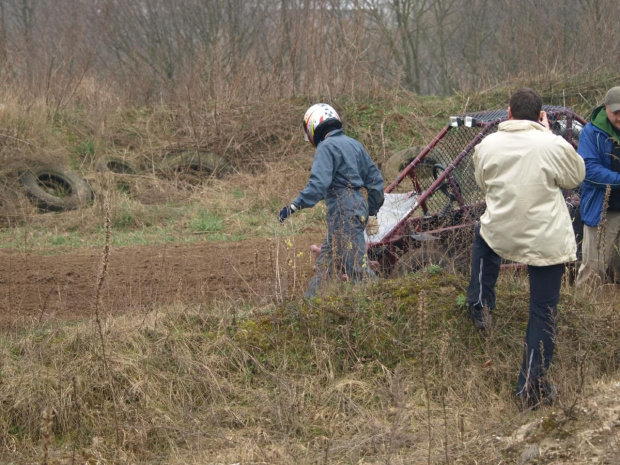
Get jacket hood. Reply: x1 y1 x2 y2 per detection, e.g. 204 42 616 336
590 104 605 121
591 104 620 144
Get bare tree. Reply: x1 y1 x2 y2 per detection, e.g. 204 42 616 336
0 0 617 104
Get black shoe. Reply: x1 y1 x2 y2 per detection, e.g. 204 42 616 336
468 305 493 331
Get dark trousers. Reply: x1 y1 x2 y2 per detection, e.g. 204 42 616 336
467 224 565 402
467 223 501 311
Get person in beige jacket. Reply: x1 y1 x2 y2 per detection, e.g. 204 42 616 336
466 88 585 410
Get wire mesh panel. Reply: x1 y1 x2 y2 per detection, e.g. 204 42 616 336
421 125 486 214
375 106 585 246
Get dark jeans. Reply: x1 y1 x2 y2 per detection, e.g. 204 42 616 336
467 223 501 311
467 223 565 403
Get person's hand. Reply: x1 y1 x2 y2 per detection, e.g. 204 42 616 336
278 204 298 223
366 215 379 235
567 194 580 207
538 110 550 130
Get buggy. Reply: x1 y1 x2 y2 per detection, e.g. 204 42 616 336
366 106 586 276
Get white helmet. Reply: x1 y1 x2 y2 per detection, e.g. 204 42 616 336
303 103 342 147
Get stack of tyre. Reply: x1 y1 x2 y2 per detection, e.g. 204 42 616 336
19 151 231 212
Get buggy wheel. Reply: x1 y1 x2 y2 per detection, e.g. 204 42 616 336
367 245 395 278
391 247 449 277
20 165 93 212
432 163 462 201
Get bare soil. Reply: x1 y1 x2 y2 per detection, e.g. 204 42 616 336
0 235 320 329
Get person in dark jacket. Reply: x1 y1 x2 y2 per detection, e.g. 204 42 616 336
279 103 385 298
575 86 620 289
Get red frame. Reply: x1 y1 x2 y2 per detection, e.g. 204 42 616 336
368 108 587 274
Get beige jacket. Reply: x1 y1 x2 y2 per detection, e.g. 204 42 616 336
474 119 585 266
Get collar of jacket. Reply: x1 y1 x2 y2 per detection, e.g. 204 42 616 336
591 105 620 144
318 128 343 144
497 119 548 132
326 128 343 138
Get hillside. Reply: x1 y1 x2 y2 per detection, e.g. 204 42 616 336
1 268 619 464
1 81 620 463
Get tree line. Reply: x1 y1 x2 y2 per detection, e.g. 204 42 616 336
0 0 617 104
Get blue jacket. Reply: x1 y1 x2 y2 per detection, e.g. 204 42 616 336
579 113 620 226
293 129 384 217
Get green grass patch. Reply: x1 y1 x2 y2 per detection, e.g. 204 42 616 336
0 198 280 251
189 210 223 234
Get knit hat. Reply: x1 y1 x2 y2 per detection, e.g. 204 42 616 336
604 86 620 113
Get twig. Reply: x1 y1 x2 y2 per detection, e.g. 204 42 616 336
225 256 261 299
37 282 58 324
93 182 121 455
274 233 283 303
419 291 432 464
71 376 82 465
440 332 450 464
41 407 53 465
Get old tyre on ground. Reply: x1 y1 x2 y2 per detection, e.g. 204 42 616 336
160 151 232 178
383 147 420 182
96 157 138 175
391 247 449 277
19 165 93 212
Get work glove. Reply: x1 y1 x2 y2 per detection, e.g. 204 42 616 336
278 204 298 223
366 215 379 236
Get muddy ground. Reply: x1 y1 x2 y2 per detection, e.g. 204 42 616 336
0 235 322 329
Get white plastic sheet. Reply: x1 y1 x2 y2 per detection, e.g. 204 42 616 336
365 192 418 243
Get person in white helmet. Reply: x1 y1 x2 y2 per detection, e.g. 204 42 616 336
279 103 384 298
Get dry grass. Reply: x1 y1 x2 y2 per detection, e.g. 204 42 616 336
0 75 605 242
0 268 618 464
1 75 620 463
1 87 449 251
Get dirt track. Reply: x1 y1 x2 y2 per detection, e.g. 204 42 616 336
0 236 320 329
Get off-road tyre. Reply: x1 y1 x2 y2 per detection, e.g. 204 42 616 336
20 165 93 212
160 151 232 178
96 157 138 175
432 163 462 201
383 147 420 182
